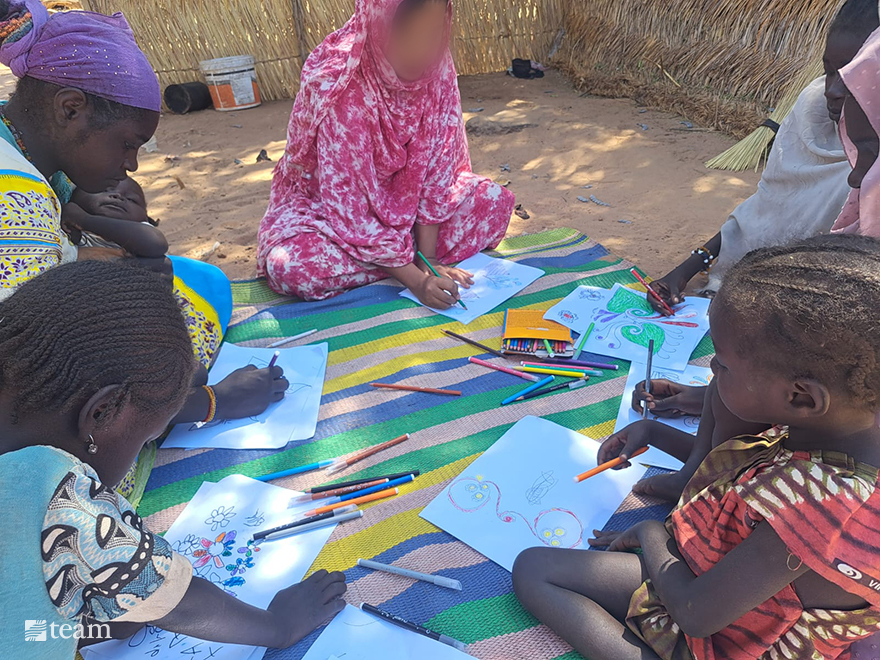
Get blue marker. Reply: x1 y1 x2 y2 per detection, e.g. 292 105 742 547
501 375 555 406
337 474 416 502
257 460 336 482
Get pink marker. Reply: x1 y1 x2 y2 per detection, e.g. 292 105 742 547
469 356 540 382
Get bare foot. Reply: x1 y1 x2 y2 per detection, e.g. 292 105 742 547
267 569 347 648
632 472 688 503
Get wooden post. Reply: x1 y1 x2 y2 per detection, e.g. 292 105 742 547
291 0 309 67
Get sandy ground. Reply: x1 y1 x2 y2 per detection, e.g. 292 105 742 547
17 68 764 282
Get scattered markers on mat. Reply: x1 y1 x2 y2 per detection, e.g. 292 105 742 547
302 487 400 517
574 447 649 483
300 604 472 660
292 478 388 502
82 476 337 660
420 416 646 571
326 433 412 474
469 356 540 381
501 375 554 406
520 361 603 377
514 378 587 402
361 603 469 652
573 322 594 360
268 328 318 348
516 366 593 379
537 356 616 370
371 382 462 396
257 459 335 482
358 558 463 591
162 343 329 450
253 505 361 542
401 253 544 325
304 470 421 494
260 511 362 543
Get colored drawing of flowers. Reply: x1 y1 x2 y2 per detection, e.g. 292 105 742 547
205 505 235 531
192 531 237 569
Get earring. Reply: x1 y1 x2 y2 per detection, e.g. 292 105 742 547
86 434 98 455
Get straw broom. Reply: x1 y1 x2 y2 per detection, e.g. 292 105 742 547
705 59 824 172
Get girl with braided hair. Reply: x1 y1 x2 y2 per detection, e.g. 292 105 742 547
0 0 288 503
0 261 346 659
514 234 880 660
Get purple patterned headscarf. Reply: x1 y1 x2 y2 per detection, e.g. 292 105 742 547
0 0 160 112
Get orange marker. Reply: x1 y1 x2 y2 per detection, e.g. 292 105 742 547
303 487 399 517
326 433 411 475
573 447 649 483
292 479 388 503
371 383 462 397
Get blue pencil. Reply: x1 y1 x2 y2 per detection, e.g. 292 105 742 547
258 460 336 482
336 474 416 502
501 375 555 406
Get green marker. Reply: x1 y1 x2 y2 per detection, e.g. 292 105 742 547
416 250 467 310
574 322 595 361
543 339 556 357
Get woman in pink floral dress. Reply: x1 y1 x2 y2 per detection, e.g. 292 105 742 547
258 0 514 307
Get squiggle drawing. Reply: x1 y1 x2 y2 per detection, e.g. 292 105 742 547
592 286 701 360
447 476 583 549
525 471 558 505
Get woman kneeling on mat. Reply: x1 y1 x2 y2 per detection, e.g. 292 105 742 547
258 0 515 308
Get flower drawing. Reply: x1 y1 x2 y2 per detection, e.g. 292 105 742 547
192 531 237 569
205 505 236 531
171 534 202 557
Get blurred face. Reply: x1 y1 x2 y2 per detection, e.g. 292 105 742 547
59 107 159 194
824 29 869 123
842 94 880 188
78 178 149 223
384 0 448 82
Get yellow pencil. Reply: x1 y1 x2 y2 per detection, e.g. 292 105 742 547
516 366 590 378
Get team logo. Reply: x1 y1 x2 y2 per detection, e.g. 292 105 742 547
837 563 863 581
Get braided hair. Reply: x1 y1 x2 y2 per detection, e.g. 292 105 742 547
716 234 880 413
0 261 197 424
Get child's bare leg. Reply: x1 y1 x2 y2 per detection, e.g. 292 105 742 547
513 548 660 660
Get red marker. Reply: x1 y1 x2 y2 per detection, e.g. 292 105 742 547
630 269 675 316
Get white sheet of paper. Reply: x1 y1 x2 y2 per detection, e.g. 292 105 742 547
613 362 714 471
301 605 472 660
545 283 711 372
420 416 646 571
162 343 328 450
83 475 336 660
544 285 610 336
400 253 543 325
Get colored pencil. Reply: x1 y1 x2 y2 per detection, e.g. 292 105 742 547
573 446 650 483
268 329 318 348
360 603 468 652
303 487 399 517
268 350 281 369
257 459 336 482
303 477 413 507
443 329 505 358
261 510 363 543
326 434 411 474
517 366 591 378
643 339 654 419
253 504 358 541
417 250 467 310
469 356 540 382
502 375 554 406
521 361 603 377
306 471 420 494
358 558 463 590
631 269 676 316
292 479 389 503
539 357 618 371
542 338 556 358
371 383 461 397
515 378 587 402
573 322 595 361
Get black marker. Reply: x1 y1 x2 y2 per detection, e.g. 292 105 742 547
360 603 467 652
252 504 357 541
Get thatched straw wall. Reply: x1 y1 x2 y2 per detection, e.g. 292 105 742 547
79 0 564 102
555 0 843 139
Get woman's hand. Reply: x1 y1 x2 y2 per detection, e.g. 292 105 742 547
632 379 706 418
413 271 460 309
433 263 474 288
213 365 289 419
597 420 656 468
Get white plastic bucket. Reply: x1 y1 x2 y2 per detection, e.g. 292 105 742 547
199 55 262 111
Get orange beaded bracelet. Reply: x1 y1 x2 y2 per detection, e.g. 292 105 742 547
202 385 217 424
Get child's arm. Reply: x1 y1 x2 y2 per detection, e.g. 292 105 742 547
613 520 809 638
63 203 168 258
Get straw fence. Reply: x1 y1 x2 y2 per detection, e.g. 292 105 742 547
554 0 844 140
79 0 565 102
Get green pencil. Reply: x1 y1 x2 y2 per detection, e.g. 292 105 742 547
542 338 556 358
416 250 467 310
573 322 595 361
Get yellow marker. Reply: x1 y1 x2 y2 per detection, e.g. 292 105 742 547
516 366 590 379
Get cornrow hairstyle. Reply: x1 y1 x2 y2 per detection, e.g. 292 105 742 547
830 0 880 41
0 261 197 424
715 234 880 413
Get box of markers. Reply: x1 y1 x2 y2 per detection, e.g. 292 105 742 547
501 309 574 358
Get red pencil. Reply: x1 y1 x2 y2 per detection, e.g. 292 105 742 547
630 269 675 316
371 383 461 396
